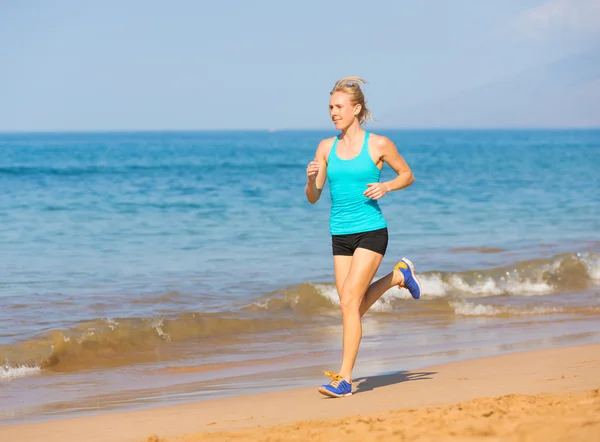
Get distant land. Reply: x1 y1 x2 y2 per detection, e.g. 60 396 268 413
376 46 600 129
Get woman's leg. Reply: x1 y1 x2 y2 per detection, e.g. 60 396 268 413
359 268 404 316
322 246 421 397
333 254 353 298
335 256 404 313
336 247 384 381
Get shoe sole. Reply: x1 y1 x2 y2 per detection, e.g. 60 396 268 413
318 387 352 398
401 257 422 299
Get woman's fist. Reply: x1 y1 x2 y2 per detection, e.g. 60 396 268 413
306 159 320 182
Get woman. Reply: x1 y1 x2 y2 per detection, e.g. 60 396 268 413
305 77 421 398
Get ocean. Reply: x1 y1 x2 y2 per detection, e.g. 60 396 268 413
1 129 599 423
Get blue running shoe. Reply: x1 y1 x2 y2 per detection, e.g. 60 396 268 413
318 371 352 398
394 257 422 299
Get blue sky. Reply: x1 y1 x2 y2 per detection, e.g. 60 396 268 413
1 0 599 130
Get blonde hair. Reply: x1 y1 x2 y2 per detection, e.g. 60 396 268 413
330 77 373 126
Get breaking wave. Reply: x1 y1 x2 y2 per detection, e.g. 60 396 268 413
0 314 301 375
381 252 599 300
2 252 598 379
246 252 600 311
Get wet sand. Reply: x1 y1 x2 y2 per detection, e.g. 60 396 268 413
1 343 599 442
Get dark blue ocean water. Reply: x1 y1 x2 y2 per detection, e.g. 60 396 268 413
1 129 599 421
2 130 598 303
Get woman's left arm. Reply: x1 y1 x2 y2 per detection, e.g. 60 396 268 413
364 136 414 200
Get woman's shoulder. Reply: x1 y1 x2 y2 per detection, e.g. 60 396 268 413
318 135 338 146
367 132 393 146
367 132 397 153
316 136 338 157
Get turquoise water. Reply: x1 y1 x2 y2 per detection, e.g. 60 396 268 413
1 129 599 422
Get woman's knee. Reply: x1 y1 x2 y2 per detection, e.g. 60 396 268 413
339 289 362 315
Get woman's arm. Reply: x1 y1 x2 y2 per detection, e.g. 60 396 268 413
305 138 332 204
364 135 414 200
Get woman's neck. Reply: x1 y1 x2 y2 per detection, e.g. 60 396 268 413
339 120 364 144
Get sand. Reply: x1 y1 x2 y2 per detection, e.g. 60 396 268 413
1 343 599 442
153 389 600 442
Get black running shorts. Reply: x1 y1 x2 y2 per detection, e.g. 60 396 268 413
331 227 388 256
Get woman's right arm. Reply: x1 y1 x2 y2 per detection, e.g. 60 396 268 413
305 139 329 204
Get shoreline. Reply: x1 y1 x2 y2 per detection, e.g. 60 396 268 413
1 342 599 442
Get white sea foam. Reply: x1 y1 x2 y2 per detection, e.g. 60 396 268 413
450 300 564 317
104 318 119 330
151 318 170 341
581 253 600 280
451 301 501 316
503 279 554 295
447 275 502 295
312 283 340 305
419 274 452 297
1 363 41 381
252 301 270 309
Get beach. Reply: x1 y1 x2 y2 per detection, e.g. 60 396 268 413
3 0 600 437
1 343 598 441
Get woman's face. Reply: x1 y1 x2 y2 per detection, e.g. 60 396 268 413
329 92 360 131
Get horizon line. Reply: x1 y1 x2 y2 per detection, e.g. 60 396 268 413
1 126 600 135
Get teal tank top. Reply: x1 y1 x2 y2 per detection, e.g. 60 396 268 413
327 132 387 235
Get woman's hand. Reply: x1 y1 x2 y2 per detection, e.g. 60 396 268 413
306 159 320 183
364 182 389 200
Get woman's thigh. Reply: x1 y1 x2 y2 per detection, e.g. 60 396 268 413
339 248 383 304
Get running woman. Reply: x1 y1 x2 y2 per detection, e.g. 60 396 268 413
305 77 421 398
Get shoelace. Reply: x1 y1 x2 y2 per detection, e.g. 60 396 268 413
323 371 348 388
